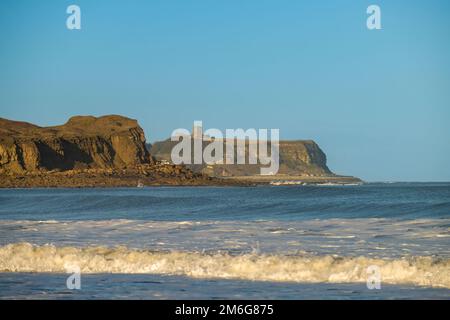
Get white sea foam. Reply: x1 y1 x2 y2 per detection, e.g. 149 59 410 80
1 243 449 288
1 219 449 259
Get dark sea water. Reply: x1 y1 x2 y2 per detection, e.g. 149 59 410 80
0 183 449 299
0 182 449 221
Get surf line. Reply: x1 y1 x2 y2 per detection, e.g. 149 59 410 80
175 304 209 318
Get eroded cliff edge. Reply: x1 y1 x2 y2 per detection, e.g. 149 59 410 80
0 115 152 173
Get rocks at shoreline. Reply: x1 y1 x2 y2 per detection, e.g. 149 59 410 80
0 163 249 188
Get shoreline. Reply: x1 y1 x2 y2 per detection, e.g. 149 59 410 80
0 164 362 189
0 172 362 188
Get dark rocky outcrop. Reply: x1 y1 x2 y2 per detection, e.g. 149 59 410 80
0 164 249 188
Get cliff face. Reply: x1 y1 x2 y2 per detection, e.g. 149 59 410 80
0 115 153 174
278 140 331 175
149 139 332 177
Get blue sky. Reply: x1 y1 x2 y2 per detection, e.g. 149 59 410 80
1 0 449 181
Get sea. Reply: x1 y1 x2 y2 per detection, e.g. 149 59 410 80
0 183 449 299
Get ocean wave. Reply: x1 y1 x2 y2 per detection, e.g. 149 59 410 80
1 243 449 288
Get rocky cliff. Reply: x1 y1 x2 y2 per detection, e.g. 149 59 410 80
149 139 333 177
0 115 153 174
278 140 332 176
0 115 359 186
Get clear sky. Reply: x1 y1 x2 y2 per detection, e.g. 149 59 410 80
1 0 449 181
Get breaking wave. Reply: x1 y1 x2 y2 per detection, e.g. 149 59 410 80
1 243 449 288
